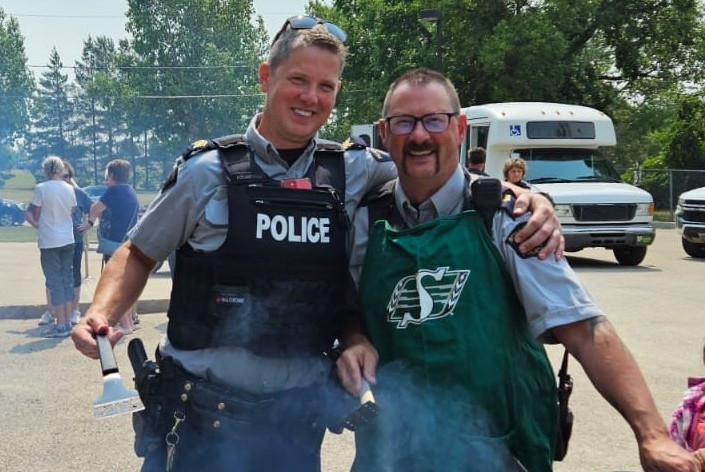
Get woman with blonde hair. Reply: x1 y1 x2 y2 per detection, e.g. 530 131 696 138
503 156 531 189
26 156 76 337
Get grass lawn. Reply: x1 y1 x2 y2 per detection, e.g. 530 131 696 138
1 169 36 203
1 169 159 205
0 225 101 243
1 170 158 242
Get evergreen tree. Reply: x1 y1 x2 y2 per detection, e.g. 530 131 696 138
124 0 269 161
30 48 75 167
0 8 34 161
74 36 126 183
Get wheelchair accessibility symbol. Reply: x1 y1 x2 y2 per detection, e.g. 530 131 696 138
510 125 522 137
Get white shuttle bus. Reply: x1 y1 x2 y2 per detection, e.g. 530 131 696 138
462 102 655 265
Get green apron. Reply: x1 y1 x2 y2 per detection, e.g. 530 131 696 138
353 210 557 472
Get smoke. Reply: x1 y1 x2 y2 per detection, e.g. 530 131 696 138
352 361 527 472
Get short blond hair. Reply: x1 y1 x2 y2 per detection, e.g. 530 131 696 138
268 24 346 75
42 156 65 178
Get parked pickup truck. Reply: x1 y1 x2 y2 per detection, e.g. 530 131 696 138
675 186 705 258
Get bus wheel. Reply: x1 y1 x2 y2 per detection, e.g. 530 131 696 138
613 246 647 266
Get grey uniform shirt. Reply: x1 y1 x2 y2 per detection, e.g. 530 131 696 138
348 165 602 343
129 114 397 394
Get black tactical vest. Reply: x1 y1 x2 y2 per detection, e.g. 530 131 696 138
167 137 349 357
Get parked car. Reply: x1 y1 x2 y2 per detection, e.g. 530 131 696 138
0 198 27 227
82 184 107 202
675 186 705 258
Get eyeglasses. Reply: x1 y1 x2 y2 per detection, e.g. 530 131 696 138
271 15 347 45
385 112 459 136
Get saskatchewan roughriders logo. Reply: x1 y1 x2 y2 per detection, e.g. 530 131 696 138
386 267 470 329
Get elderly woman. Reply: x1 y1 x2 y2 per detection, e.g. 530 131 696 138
26 156 76 338
503 156 531 189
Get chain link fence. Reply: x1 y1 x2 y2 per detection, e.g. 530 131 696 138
630 168 705 220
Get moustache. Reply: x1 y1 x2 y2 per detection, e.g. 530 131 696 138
404 143 436 155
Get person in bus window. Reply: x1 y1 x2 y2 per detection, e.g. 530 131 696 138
466 147 489 176
504 156 531 189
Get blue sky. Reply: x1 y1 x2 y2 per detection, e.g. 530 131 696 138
3 0 309 71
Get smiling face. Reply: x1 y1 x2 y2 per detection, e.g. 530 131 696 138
257 45 341 149
379 80 465 203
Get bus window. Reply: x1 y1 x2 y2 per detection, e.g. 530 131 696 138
517 148 622 183
468 124 489 149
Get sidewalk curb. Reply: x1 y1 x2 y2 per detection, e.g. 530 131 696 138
0 299 169 321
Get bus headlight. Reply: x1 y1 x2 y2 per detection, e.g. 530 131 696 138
635 203 654 216
554 204 573 218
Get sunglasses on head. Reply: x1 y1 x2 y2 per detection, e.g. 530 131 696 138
271 15 347 46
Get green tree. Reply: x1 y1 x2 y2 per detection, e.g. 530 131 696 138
29 48 75 169
0 9 34 149
311 0 702 140
611 91 680 171
125 0 269 161
311 0 430 139
74 36 127 183
665 95 705 170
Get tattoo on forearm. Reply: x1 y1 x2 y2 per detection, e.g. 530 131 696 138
588 315 608 340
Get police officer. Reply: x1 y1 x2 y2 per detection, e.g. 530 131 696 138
72 17 562 472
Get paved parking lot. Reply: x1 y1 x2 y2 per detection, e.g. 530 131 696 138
1 228 703 472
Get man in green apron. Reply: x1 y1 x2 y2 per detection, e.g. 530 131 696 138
337 68 699 472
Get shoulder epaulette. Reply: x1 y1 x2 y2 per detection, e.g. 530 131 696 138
361 179 395 207
179 139 212 160
316 139 343 151
212 134 246 149
342 135 368 151
180 134 247 161
166 135 247 191
368 147 391 162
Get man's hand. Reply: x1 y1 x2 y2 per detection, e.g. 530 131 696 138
71 313 124 359
639 436 701 472
71 242 155 359
694 448 705 470
336 336 378 397
513 192 564 260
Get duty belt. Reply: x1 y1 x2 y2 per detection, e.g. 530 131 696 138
160 357 276 430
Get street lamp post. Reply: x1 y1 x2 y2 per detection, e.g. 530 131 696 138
419 9 443 72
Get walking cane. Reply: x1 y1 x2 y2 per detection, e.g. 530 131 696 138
83 223 90 279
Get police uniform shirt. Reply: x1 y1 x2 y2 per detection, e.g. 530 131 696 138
348 165 603 343
128 114 397 394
